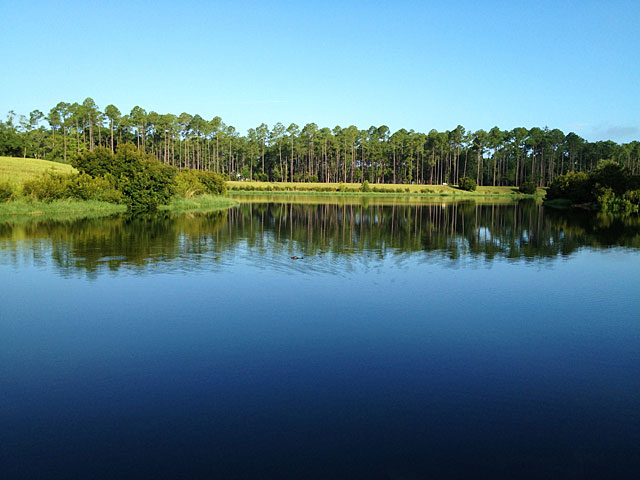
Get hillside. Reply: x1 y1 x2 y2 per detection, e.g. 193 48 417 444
0 156 75 185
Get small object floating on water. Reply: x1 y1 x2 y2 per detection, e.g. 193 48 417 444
290 256 304 260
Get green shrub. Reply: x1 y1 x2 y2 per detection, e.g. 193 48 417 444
76 143 176 210
22 170 69 202
360 180 372 192
175 169 207 198
622 190 640 214
547 171 590 202
0 181 14 202
519 181 537 195
114 145 176 209
65 173 123 203
458 176 476 191
591 160 629 195
196 170 227 195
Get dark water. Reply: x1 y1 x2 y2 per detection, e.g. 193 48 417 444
1 198 639 479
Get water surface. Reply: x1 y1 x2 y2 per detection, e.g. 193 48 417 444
1 198 639 479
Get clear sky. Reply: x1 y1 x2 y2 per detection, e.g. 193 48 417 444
1 0 638 142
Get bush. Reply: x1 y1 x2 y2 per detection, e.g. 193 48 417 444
547 171 590 202
196 170 227 195
458 176 476 191
117 158 176 210
591 160 629 195
175 169 207 198
0 181 14 202
72 146 118 178
519 181 537 195
360 180 372 192
65 173 123 203
22 170 69 202
75 143 176 210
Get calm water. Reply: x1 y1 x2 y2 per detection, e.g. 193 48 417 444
1 197 639 479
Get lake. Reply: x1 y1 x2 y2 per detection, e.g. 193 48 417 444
1 197 639 479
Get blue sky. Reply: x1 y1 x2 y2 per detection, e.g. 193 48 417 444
2 0 638 142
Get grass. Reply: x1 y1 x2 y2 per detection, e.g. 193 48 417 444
227 180 545 197
229 192 525 207
0 199 126 222
160 195 239 212
0 156 75 185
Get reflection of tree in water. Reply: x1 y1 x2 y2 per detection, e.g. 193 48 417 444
0 211 227 277
224 200 640 260
0 200 638 276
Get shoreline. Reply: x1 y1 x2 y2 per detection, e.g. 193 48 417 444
0 196 239 223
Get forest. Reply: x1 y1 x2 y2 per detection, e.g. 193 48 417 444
1 98 639 188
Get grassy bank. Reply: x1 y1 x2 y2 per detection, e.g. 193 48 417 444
0 195 238 219
0 156 75 185
227 181 544 197
228 192 528 207
159 195 239 212
0 199 126 222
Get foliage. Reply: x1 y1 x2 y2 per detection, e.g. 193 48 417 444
546 171 590 203
20 169 123 203
115 147 176 210
65 173 123 203
75 144 176 210
591 160 630 195
175 169 227 198
22 170 69 201
3 98 640 189
519 181 537 195
597 188 640 215
457 176 476 191
72 147 118 178
0 180 14 202
360 180 372 192
175 169 208 198
547 160 639 214
519 181 537 194
196 170 227 195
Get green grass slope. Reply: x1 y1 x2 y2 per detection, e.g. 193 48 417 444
0 156 75 185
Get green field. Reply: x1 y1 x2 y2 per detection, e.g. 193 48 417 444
0 156 76 185
227 180 544 197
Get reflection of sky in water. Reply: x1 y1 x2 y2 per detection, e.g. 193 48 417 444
1 201 639 479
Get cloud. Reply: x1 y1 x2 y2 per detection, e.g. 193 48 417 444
598 125 639 138
570 123 639 142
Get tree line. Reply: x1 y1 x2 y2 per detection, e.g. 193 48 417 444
1 98 639 187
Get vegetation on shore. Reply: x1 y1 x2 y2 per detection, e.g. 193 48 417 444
227 180 543 197
546 160 640 214
159 195 238 212
0 151 233 215
2 99 639 191
0 199 126 220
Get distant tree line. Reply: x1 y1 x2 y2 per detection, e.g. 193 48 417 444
1 98 639 187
